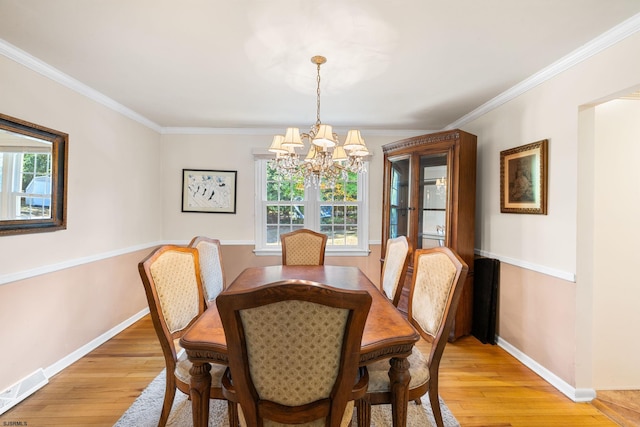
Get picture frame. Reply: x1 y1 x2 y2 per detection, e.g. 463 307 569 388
500 139 548 214
182 169 237 214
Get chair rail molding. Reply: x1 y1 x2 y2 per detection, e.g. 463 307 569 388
475 248 575 282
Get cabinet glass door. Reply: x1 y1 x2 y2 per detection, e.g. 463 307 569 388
388 156 410 239
418 153 448 249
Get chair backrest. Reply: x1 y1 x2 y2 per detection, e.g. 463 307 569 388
138 245 205 367
380 235 411 306
408 247 468 370
280 228 328 265
189 236 226 305
217 280 372 427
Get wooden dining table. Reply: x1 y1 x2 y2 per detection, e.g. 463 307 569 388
180 265 420 427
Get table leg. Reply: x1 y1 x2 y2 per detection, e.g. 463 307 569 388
190 361 211 427
388 356 411 427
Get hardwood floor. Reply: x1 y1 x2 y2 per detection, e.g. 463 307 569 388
592 391 640 427
0 314 627 426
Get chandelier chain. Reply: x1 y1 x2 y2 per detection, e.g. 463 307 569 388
316 61 322 126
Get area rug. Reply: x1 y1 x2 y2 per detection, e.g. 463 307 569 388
114 370 460 427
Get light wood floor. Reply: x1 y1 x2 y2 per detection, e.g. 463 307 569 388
0 315 627 426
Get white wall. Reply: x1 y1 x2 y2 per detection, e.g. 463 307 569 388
0 56 163 277
592 99 640 388
462 30 640 391
0 54 162 392
159 132 412 244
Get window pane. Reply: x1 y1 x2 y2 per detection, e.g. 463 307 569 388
266 206 279 224
277 182 292 201
278 206 292 224
338 171 358 202
333 206 345 224
320 225 333 242
320 205 333 224
292 182 305 200
332 226 346 246
292 205 304 224
344 178 358 201
346 226 358 245
19 195 50 219
346 206 358 224
266 181 279 201
320 184 333 202
332 181 345 201
267 225 279 244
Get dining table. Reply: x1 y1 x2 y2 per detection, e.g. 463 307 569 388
179 264 420 427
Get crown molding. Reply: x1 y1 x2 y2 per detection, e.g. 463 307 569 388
446 12 640 130
4 11 639 136
161 127 283 135
0 39 162 132
160 126 430 137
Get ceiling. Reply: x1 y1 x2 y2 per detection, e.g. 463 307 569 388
1 1 640 133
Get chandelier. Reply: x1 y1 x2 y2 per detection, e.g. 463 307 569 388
268 55 369 187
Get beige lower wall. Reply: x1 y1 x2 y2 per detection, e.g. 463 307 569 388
220 244 382 288
0 244 382 393
498 263 577 386
0 249 151 392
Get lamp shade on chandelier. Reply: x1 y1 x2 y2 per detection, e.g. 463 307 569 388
268 55 369 187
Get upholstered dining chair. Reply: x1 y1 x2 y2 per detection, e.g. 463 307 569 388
380 235 411 306
138 245 236 427
217 280 372 427
189 236 226 307
280 228 328 265
357 247 468 427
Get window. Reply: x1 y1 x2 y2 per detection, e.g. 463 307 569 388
255 159 369 255
0 149 52 220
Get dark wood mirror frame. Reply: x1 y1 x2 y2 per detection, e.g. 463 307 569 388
0 113 68 236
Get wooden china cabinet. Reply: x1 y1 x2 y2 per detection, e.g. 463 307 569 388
381 129 477 341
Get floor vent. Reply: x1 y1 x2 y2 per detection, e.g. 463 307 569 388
0 369 48 415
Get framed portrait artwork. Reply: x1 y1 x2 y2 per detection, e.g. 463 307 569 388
500 139 548 214
182 169 237 214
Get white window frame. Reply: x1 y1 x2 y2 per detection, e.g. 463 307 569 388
254 158 369 256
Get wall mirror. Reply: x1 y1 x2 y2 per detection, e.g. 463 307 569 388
0 113 68 236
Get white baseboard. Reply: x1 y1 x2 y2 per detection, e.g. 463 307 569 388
0 307 150 416
0 368 47 415
497 336 596 402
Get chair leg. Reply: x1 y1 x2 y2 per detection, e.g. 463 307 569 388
159 376 177 427
429 390 443 427
356 396 371 427
227 400 239 427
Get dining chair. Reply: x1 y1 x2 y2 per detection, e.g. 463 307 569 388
189 235 226 307
357 247 468 427
380 235 411 306
217 280 372 427
280 228 328 265
138 245 236 427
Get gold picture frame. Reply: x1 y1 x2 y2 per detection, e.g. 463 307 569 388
500 139 548 214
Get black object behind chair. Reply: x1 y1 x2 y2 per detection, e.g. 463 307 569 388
472 257 500 345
